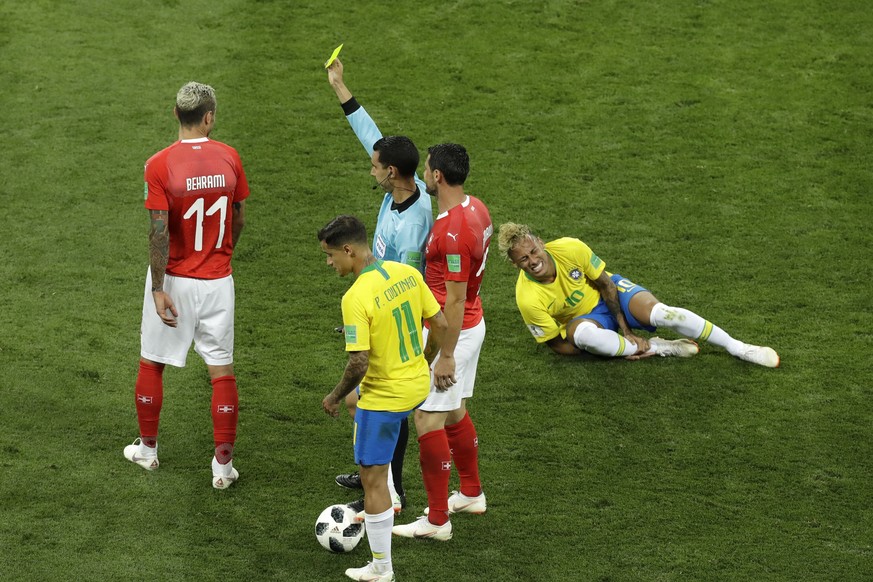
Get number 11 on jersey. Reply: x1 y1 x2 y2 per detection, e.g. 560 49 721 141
183 195 228 251
392 301 423 362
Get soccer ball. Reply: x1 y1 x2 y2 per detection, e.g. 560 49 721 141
315 504 365 553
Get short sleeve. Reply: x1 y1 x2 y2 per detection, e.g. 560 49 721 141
517 292 562 343
341 291 370 352
573 239 606 281
417 272 442 319
443 218 473 283
144 159 169 211
233 151 251 203
395 216 429 273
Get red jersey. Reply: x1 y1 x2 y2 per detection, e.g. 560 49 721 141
144 138 250 279
425 195 493 329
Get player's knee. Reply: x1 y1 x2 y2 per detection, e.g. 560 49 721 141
571 321 600 349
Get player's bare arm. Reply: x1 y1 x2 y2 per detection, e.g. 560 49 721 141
148 209 178 327
231 200 245 247
148 210 169 292
323 350 369 417
423 310 449 365
433 281 465 391
590 272 649 352
327 59 353 103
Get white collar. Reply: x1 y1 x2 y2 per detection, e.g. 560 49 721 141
180 137 209 143
436 195 470 220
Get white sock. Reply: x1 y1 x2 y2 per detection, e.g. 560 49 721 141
139 441 157 455
649 303 743 354
386 463 397 501
573 321 640 357
365 507 394 573
212 456 234 477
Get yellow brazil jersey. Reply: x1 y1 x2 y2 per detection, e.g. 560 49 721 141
515 237 607 343
342 260 441 412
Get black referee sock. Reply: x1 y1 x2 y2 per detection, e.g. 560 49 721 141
391 417 409 496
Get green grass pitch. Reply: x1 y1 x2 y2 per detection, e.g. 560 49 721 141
1 0 871 580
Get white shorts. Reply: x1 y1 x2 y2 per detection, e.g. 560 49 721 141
421 318 485 412
140 269 235 368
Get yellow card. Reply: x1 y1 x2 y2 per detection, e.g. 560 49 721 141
324 44 344 68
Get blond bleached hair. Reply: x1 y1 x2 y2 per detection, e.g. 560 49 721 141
497 222 535 259
176 81 216 112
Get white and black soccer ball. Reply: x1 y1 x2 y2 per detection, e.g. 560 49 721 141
315 504 365 553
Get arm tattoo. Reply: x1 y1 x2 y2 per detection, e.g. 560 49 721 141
596 275 630 332
148 210 169 292
331 351 369 401
601 284 622 319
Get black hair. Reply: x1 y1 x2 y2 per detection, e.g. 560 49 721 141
427 143 469 186
318 215 368 247
373 135 419 178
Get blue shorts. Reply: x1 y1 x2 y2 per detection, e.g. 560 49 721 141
353 408 413 466
572 273 656 333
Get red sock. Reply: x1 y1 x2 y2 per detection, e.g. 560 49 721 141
446 412 481 497
211 375 238 464
418 429 451 526
135 361 164 448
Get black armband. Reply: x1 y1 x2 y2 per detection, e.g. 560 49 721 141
341 96 361 116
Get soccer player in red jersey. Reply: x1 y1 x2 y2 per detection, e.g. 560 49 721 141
123 82 250 489
394 143 491 541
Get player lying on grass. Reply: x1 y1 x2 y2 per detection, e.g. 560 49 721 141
496 223 779 367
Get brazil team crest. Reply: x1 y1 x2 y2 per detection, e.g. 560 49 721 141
569 268 582 280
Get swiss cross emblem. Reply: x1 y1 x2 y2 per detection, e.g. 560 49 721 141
217 405 235 413
569 268 582 280
441 461 452 471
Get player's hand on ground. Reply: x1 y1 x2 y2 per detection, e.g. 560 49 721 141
327 59 344 86
322 393 340 417
624 350 657 361
152 291 178 327
433 355 457 392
